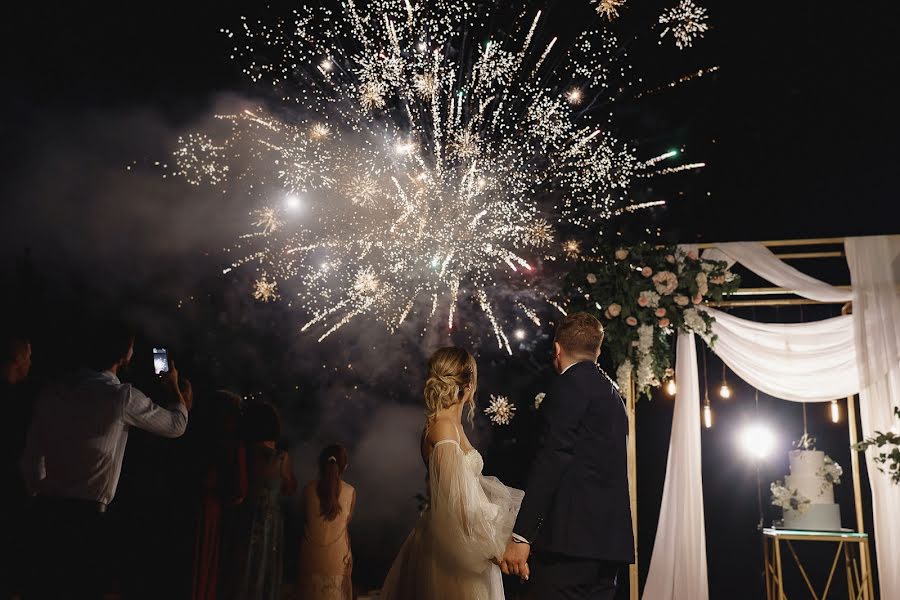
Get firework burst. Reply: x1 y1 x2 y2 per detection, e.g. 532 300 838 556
485 394 517 425
253 275 279 302
593 0 625 21
175 0 706 347
659 0 709 50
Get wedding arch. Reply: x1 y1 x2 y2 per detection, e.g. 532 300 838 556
578 235 900 600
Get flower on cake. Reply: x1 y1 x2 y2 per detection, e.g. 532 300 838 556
818 456 843 485
770 480 812 513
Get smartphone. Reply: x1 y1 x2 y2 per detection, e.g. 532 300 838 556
153 347 169 375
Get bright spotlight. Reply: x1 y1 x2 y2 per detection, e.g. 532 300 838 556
285 194 302 211
739 423 775 460
514 329 526 340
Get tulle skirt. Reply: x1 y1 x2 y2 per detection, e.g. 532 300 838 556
380 475 523 600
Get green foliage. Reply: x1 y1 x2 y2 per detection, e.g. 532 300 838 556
853 407 900 484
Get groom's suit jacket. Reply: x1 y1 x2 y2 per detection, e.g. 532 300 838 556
514 361 635 563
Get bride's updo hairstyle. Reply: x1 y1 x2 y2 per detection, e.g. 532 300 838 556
424 347 477 426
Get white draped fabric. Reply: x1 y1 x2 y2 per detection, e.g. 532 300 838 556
703 242 853 303
704 308 859 403
644 236 899 600
641 332 709 600
846 235 900 600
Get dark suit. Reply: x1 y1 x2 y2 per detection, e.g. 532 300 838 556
514 361 634 599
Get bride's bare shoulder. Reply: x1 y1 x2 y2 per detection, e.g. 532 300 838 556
425 418 459 446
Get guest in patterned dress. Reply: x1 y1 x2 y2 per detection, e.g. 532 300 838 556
297 444 355 600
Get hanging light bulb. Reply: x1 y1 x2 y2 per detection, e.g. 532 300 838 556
830 399 840 423
703 403 713 429
665 379 677 396
719 364 732 398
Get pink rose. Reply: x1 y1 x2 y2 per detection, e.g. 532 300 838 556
608 303 622 317
687 250 699 260
652 271 678 295
604 310 611 319
692 294 703 304
586 273 598 284
655 308 667 318
666 254 676 264
641 266 653 277
710 275 726 285
615 249 629 260
625 316 638 326
658 318 670 328
675 295 690 306
637 295 649 307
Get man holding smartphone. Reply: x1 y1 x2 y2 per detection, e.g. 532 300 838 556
21 320 190 599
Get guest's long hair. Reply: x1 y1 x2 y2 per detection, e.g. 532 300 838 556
423 347 477 427
317 444 348 521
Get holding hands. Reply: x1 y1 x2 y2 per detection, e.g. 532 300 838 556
500 539 531 581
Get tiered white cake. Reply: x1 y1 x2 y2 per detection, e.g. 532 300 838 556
780 450 841 530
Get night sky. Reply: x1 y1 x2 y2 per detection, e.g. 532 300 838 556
2 1 898 598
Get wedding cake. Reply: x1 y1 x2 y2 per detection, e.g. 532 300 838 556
771 449 843 531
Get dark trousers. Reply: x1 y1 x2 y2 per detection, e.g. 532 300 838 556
525 552 623 600
25 497 109 600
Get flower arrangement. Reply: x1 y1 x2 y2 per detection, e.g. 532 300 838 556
567 243 740 396
854 406 900 484
818 456 843 486
770 481 812 513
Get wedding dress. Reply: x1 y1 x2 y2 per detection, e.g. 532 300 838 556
380 439 524 600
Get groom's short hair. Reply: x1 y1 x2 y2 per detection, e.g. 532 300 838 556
555 312 604 359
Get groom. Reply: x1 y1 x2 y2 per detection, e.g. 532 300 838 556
501 312 634 599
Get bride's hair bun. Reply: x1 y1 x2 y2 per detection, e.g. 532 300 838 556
424 347 478 425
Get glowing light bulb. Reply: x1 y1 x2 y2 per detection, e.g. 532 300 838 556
514 329 526 340
830 400 840 423
320 59 333 72
719 383 732 399
665 379 677 396
417 41 427 52
703 404 712 429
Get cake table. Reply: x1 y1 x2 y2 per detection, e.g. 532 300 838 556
762 528 874 600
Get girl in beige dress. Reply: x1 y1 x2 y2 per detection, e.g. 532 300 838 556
297 444 355 600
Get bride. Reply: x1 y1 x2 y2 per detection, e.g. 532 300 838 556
380 347 525 599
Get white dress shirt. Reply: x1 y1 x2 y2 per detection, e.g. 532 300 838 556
22 369 188 505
